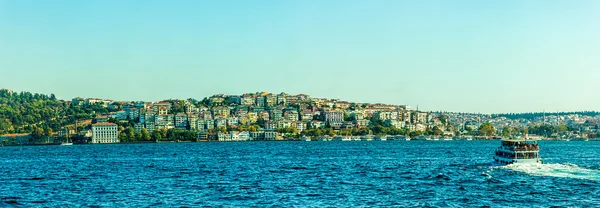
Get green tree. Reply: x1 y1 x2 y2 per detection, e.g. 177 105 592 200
43 127 54 137
432 126 443 136
135 132 142 141
409 131 422 138
32 127 44 139
151 130 162 140
140 128 151 141
326 128 335 137
126 127 135 141
479 123 496 136
119 132 128 142
255 118 266 128
501 127 512 137
439 115 449 125
556 124 568 133
159 128 167 139
277 126 299 135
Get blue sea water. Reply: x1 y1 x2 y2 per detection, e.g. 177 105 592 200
1 140 599 207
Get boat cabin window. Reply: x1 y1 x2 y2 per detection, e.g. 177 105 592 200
501 141 539 151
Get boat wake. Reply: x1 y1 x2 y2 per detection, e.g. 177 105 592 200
499 163 600 181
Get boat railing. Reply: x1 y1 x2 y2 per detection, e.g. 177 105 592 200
496 150 540 159
501 146 539 151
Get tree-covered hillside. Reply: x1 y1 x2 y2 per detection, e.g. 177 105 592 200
0 89 109 135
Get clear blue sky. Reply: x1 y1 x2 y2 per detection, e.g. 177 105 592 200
1 0 599 113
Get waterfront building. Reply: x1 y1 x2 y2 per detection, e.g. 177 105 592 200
230 131 250 141
248 131 261 140
264 131 277 140
0 134 33 145
58 129 75 137
217 132 228 141
91 122 118 143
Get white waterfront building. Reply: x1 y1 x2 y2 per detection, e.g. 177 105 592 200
91 122 119 143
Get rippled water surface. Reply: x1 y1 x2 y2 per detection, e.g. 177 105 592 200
1 141 600 207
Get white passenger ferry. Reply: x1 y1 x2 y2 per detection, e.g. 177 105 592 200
493 138 542 165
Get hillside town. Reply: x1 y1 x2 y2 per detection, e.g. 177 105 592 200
1 89 599 145
72 92 426 143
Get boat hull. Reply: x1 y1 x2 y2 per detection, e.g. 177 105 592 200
493 156 542 165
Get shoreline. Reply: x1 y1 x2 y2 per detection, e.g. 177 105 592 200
1 138 596 147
